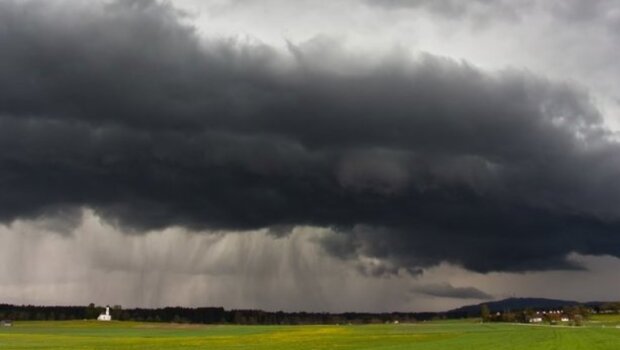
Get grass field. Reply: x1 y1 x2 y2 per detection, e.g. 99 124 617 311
1 315 620 349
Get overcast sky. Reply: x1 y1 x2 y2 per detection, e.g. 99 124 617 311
1 0 620 312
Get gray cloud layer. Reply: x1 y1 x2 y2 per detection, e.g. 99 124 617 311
412 283 493 300
2 0 620 274
369 0 620 23
369 0 517 18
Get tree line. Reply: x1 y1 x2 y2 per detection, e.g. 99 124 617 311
0 304 437 325
4 302 615 325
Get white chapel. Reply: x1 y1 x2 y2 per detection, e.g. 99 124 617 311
97 306 112 321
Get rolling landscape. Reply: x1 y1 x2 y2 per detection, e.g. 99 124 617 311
2 299 620 349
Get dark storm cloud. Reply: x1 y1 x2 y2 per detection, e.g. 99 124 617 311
2 0 620 273
412 283 493 300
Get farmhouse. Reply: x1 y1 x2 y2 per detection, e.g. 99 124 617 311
97 306 112 321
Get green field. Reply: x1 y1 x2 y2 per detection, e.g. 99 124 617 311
1 315 620 349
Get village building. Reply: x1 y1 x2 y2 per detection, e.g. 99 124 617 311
527 310 571 324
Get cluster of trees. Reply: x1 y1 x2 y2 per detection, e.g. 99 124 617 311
0 304 89 321
597 302 620 314
0 304 434 325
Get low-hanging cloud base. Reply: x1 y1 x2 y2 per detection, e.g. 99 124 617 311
2 209 620 312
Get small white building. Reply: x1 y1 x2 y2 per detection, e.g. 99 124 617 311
97 306 112 321
528 316 543 323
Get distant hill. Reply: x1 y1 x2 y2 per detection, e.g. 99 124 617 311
447 297 585 316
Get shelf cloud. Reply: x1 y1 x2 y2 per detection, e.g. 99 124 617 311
2 0 620 282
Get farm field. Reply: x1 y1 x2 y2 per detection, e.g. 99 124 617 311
1 316 620 349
